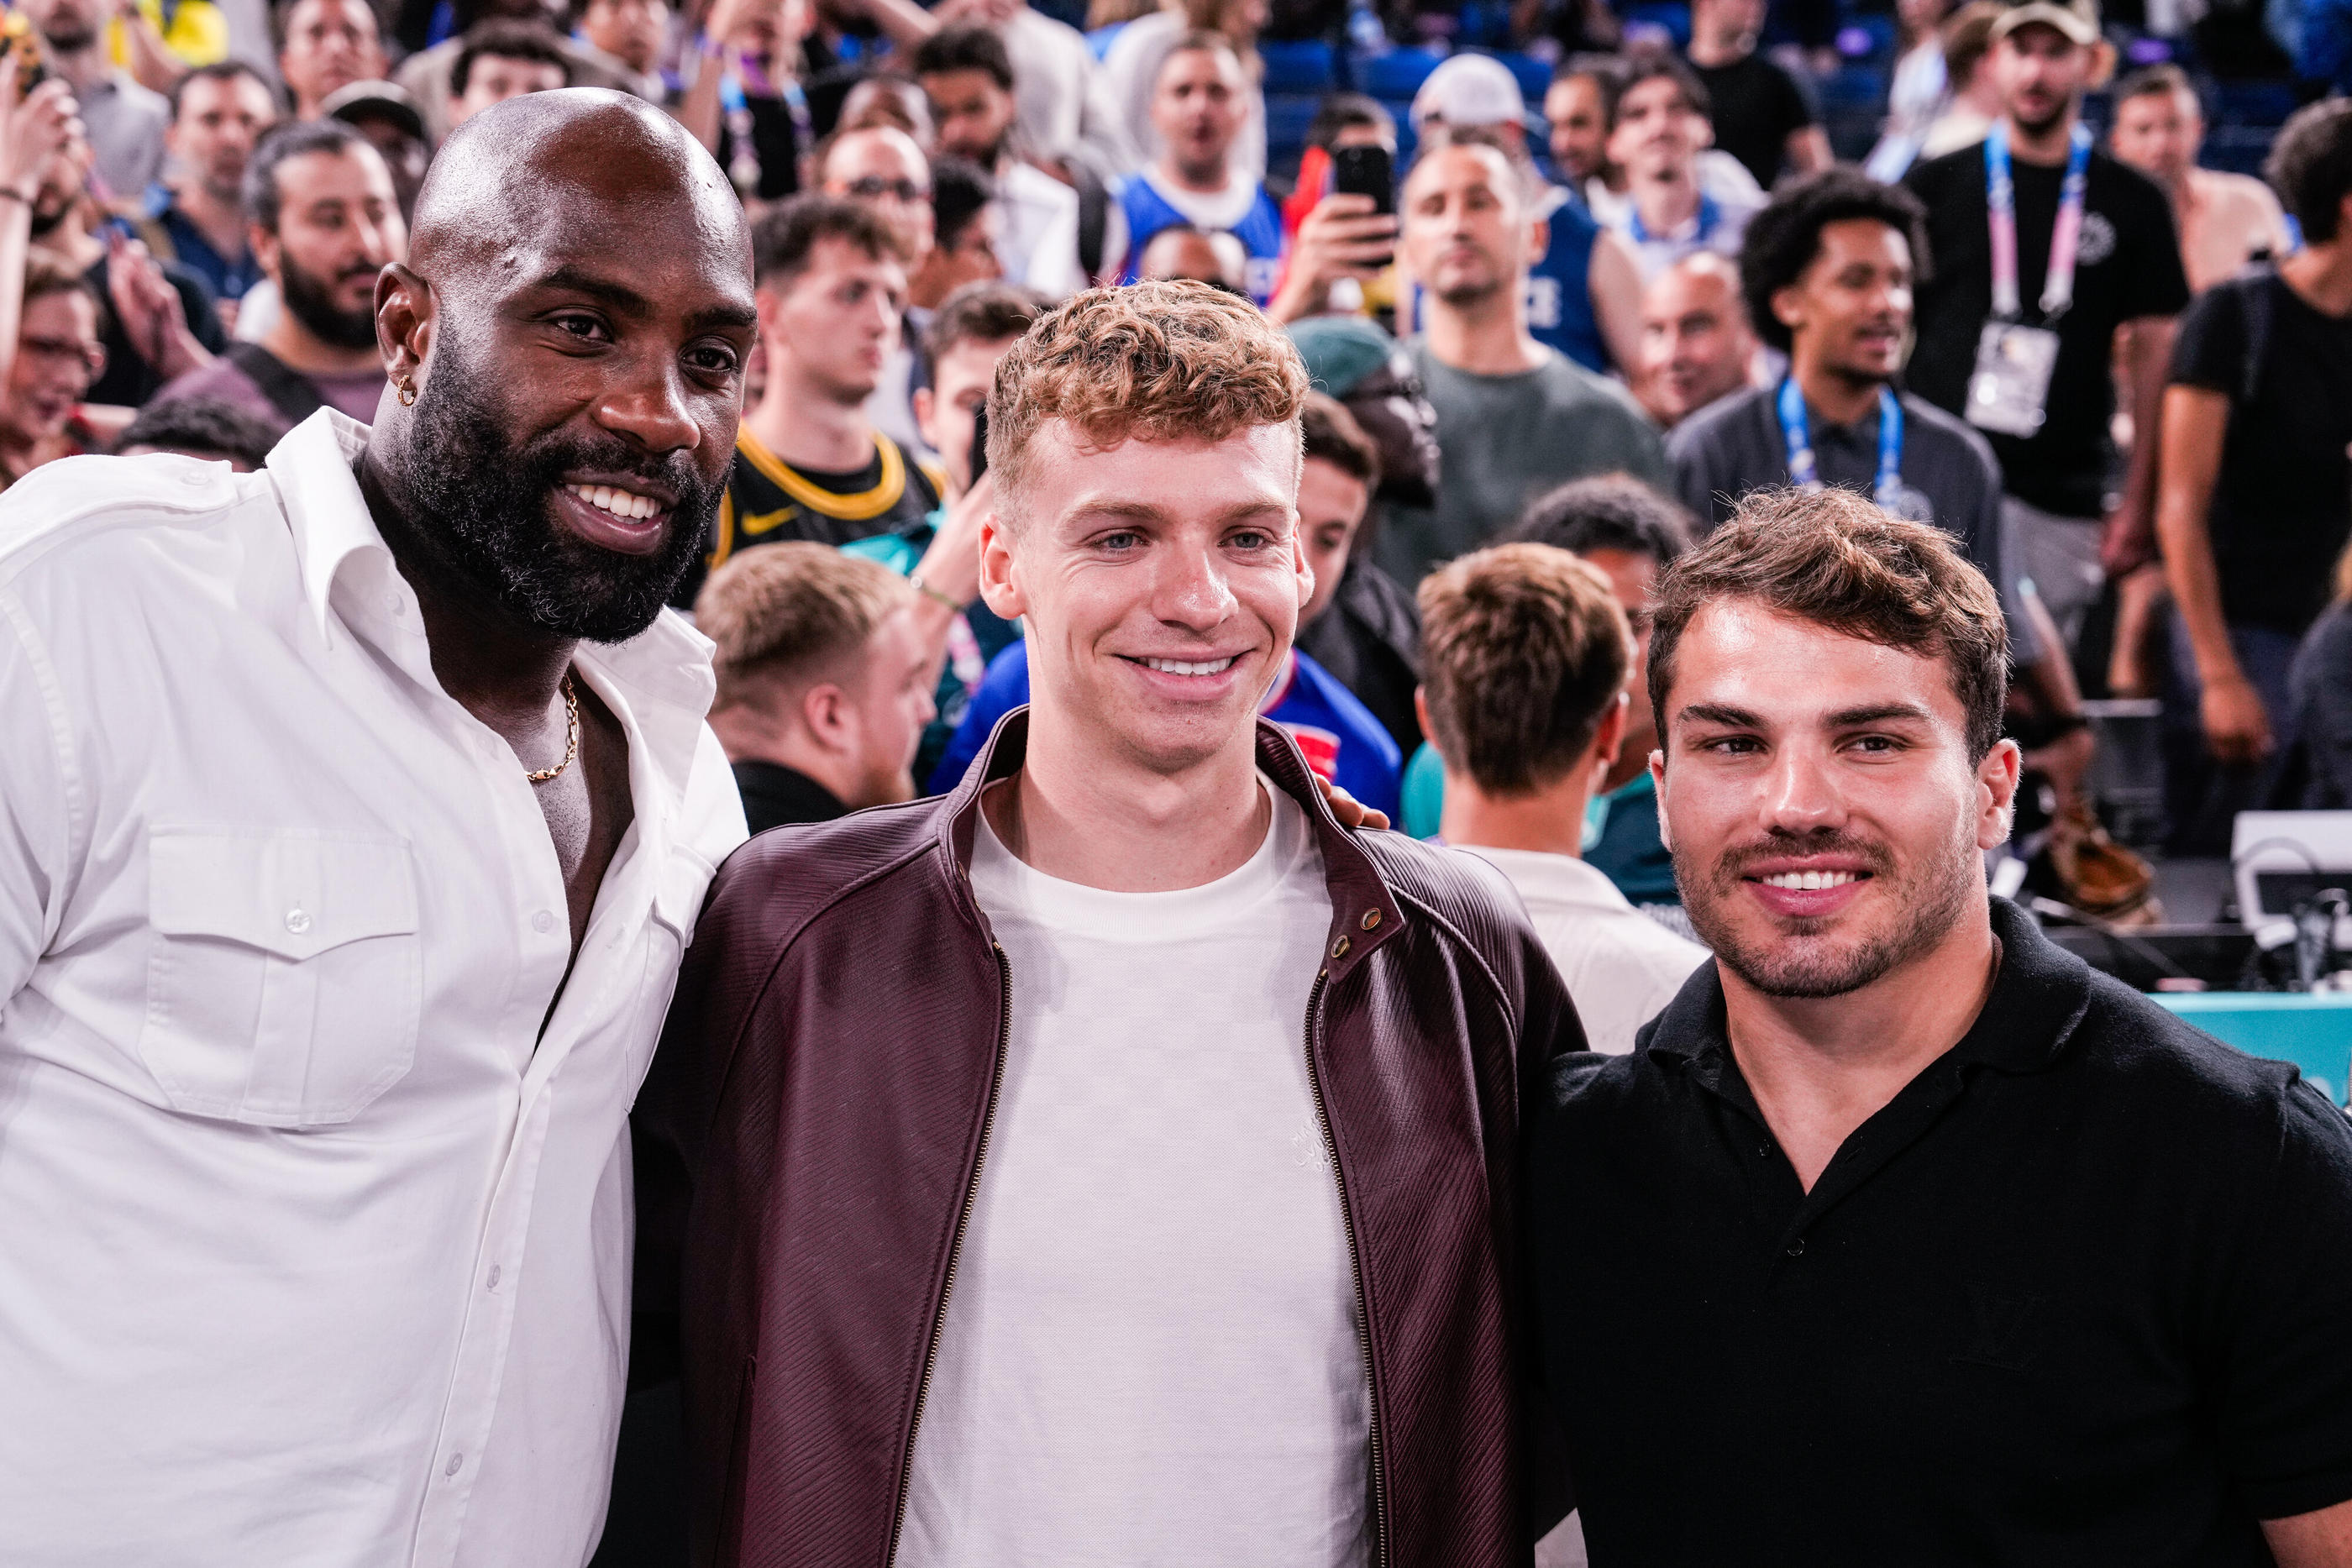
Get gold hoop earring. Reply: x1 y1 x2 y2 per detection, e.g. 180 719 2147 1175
397 379 417 406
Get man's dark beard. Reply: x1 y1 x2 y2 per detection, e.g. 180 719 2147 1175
382 333 719 643
35 18 95 53
2011 95 2075 139
280 253 382 350
29 197 69 241
1675 824 1976 999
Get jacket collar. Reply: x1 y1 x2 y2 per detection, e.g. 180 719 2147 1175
932 706 1406 978
1645 896 2092 1077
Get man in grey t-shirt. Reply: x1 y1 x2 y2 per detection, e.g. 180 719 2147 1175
1381 134 1669 589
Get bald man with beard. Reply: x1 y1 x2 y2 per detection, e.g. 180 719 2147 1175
0 90 756 1565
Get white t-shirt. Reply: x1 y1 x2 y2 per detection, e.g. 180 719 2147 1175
1457 846 1709 1055
899 782 1371 1568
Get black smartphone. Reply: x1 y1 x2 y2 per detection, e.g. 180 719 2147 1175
1329 144 1394 217
969 404 989 485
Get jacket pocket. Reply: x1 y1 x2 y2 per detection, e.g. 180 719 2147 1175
140 826 423 1127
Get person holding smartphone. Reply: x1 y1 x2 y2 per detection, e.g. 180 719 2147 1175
1266 104 1399 325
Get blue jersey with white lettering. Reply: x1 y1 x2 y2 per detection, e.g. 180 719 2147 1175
1529 189 1608 373
1116 170 1289 305
928 640 1403 820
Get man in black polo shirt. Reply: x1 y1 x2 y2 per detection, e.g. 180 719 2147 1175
1903 0 2188 659
1528 490 2352 1566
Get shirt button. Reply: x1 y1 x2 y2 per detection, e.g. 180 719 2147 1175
486 1264 501 1291
533 910 556 934
284 907 312 935
444 1453 463 1477
1787 1238 1806 1258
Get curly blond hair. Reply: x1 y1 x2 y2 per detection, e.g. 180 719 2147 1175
985 281 1310 518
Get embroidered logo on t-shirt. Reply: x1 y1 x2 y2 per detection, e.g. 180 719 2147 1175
2076 212 2117 267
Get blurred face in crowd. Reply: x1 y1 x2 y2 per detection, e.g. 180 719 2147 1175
1402 142 1539 310
580 0 669 76
376 102 757 643
724 0 810 66
840 76 932 145
454 51 568 127
1152 44 1245 186
281 0 387 117
1609 74 1708 184
1693 0 1766 50
832 605 937 805
979 420 1310 776
1775 217 1912 389
760 235 906 406
922 66 1017 167
914 331 1018 495
1996 24 2092 138
1544 72 1611 184
1295 454 1370 629
1655 601 2017 999
821 127 934 266
0 289 102 446
260 144 407 349
1638 254 1755 426
911 203 1000 309
19 0 101 55
2109 85 2201 187
170 71 279 207
29 124 92 239
1576 544 1662 767
1137 224 1246 291
341 110 432 219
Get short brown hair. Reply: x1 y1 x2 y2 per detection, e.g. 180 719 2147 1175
1300 390 1379 489
21 247 96 307
1942 1 2006 89
985 280 1309 515
1420 543 1634 794
696 543 913 712
750 194 906 290
1647 488 2010 758
924 279 1049 364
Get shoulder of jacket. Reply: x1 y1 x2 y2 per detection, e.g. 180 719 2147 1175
1356 831 1547 998
0 454 251 588
704 797 951 945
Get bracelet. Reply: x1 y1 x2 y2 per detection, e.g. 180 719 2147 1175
908 571 963 612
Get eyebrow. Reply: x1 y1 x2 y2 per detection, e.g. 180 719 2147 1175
529 264 758 334
1677 702 1766 729
1824 703 1938 728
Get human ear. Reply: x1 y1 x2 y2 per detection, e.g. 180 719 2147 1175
1976 737 2024 850
975 509 1026 621
374 263 432 393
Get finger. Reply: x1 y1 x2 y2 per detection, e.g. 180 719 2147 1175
1314 192 1376 216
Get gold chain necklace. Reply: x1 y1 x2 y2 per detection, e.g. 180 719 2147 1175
527 674 580 786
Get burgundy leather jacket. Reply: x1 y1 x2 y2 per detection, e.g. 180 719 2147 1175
634 712 1585 1567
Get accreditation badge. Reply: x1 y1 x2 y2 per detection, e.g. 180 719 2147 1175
1966 322 2061 438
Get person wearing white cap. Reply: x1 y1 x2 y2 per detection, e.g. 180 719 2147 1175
1902 0 2189 659
1410 52 1643 376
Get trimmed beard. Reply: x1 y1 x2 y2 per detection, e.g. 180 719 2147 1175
381 328 720 643
279 251 382 350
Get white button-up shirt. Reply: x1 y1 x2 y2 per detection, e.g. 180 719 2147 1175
0 411 748 1566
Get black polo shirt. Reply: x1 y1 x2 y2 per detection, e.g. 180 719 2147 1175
1528 898 2352 1565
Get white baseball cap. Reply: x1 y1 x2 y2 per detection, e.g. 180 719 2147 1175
1410 54 1527 129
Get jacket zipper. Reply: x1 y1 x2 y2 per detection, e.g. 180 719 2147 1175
885 941 1011 1567
1303 968 1389 1567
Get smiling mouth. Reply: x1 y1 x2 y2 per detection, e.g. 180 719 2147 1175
564 481 668 522
1755 869 1866 890
1126 654 1239 676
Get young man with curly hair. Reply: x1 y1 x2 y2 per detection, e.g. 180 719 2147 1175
638 280 1584 1566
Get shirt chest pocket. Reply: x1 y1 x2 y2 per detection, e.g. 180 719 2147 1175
140 827 423 1128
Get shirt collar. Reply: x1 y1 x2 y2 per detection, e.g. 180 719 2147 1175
1456 845 1638 914
267 407 722 796
1645 897 2093 1077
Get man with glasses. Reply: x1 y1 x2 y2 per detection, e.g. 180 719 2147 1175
0 248 105 485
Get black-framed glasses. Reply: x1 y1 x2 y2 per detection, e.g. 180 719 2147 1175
840 176 930 203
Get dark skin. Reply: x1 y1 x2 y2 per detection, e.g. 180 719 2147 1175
359 92 756 969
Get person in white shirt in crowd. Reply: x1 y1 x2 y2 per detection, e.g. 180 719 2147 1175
1866 0 1957 179
0 90 755 1566
1600 55 1766 285
1552 52 1767 237
1420 541 1709 1052
914 23 1095 296
2108 62 2295 292
1101 0 1268 182
18 0 169 198
1110 30 1286 302
1635 250 1761 428
932 0 1132 175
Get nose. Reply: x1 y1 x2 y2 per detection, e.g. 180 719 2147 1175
1152 538 1239 633
1758 740 1848 839
595 358 701 457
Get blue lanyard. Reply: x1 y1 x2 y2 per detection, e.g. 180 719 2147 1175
1628 190 1719 248
1777 377 1904 508
1983 121 2092 323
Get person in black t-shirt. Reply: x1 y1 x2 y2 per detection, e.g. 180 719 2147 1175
672 196 946 609
1683 0 1830 191
1527 494 2352 1568
1903 0 2190 658
2155 99 2352 852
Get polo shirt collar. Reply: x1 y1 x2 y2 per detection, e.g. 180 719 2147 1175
1642 896 2093 1078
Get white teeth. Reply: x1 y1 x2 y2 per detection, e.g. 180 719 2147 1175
566 483 661 522
1761 870 1859 891
1142 656 1237 676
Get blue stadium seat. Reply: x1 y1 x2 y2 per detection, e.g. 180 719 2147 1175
1622 2 1693 45
1361 45 1444 98
1260 39 1338 95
